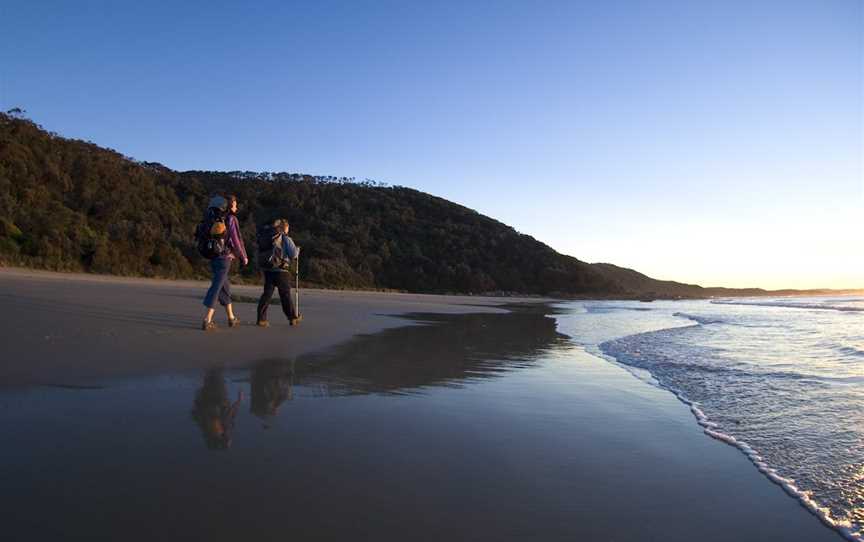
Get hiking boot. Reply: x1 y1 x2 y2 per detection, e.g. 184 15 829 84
256 320 270 328
228 317 241 328
202 320 216 332
289 315 302 326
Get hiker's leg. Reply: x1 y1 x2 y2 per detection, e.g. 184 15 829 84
217 263 233 318
276 272 296 320
258 272 276 323
206 259 235 321
203 259 229 321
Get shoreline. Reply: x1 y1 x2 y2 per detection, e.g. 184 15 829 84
0 268 843 541
600 346 859 542
594 305 862 542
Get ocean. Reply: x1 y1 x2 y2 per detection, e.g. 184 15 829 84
565 296 864 541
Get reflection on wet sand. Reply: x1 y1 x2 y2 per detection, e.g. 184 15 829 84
250 358 295 423
190 367 243 450
195 306 567 447
249 304 570 398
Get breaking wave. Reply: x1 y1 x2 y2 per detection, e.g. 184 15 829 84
711 299 864 313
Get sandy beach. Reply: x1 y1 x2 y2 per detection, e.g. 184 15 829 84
0 268 531 387
0 268 842 541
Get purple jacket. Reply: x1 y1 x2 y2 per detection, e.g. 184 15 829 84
225 214 248 262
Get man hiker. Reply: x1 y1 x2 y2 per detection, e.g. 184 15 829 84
200 194 249 331
256 218 301 327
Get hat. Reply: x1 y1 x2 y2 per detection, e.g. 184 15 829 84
208 195 228 211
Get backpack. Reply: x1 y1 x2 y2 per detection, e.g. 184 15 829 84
257 225 288 270
195 208 228 260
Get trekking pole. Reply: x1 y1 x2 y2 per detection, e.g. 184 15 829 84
295 253 301 319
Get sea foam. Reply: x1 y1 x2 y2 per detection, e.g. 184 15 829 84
592 300 864 542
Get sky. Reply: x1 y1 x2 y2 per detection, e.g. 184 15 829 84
2 0 862 289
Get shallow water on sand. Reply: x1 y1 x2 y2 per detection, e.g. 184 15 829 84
0 304 841 541
589 297 864 541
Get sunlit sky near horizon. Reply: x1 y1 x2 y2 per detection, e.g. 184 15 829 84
2 1 862 290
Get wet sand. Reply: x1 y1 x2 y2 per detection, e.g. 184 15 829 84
0 268 842 541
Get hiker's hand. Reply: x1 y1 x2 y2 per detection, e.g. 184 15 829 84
242 258 249 266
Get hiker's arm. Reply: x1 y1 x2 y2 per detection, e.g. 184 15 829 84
283 236 299 260
228 216 248 264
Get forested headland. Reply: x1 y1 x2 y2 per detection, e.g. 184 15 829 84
0 112 846 298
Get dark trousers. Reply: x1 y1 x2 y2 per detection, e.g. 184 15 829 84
203 258 232 308
257 271 296 323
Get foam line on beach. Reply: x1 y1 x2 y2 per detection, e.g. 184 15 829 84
598 338 863 542
687 400 862 542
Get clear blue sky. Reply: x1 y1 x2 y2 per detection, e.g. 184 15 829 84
2 0 861 289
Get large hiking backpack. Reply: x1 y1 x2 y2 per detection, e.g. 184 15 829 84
257 225 288 270
195 208 228 260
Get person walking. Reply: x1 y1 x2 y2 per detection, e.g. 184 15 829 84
201 195 248 331
256 218 300 327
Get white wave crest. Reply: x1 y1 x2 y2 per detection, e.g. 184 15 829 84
712 300 864 313
672 312 725 325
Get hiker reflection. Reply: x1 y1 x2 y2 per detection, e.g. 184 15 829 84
191 367 243 450
250 359 295 422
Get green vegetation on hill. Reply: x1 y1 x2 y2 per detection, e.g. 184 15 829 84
0 112 849 297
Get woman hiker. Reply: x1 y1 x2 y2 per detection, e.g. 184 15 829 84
201 194 248 331
256 218 300 327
